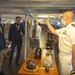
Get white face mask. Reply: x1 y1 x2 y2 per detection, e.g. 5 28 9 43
61 19 66 27
34 22 38 26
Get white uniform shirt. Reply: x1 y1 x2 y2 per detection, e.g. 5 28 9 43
29 25 41 39
56 22 75 59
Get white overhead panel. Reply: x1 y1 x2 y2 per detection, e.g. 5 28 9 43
30 0 49 1
6 0 75 1
0 0 75 19
9 0 29 1
0 1 75 8
9 0 49 1
0 8 24 14
50 0 75 1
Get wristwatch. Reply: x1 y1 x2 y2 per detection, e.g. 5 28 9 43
68 70 75 75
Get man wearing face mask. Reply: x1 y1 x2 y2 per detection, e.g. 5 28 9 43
45 11 75 75
29 20 41 50
8 16 25 67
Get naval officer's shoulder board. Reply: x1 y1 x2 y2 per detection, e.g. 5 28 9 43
71 24 75 27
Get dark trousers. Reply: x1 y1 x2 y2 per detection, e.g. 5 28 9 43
9 42 22 63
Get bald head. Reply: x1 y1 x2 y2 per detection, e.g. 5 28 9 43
62 11 74 26
64 11 74 20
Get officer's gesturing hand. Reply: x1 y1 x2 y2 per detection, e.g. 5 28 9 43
45 16 57 35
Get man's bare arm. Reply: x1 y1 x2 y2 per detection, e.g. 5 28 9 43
45 16 58 35
72 44 75 70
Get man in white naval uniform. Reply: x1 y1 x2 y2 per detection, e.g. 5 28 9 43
45 11 75 75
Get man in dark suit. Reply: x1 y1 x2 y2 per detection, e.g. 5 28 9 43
8 16 25 67
0 23 6 51
0 23 6 74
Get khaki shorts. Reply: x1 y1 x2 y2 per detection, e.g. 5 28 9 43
30 39 40 48
0 50 4 71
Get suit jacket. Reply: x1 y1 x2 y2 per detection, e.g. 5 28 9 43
8 23 25 44
0 23 6 51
